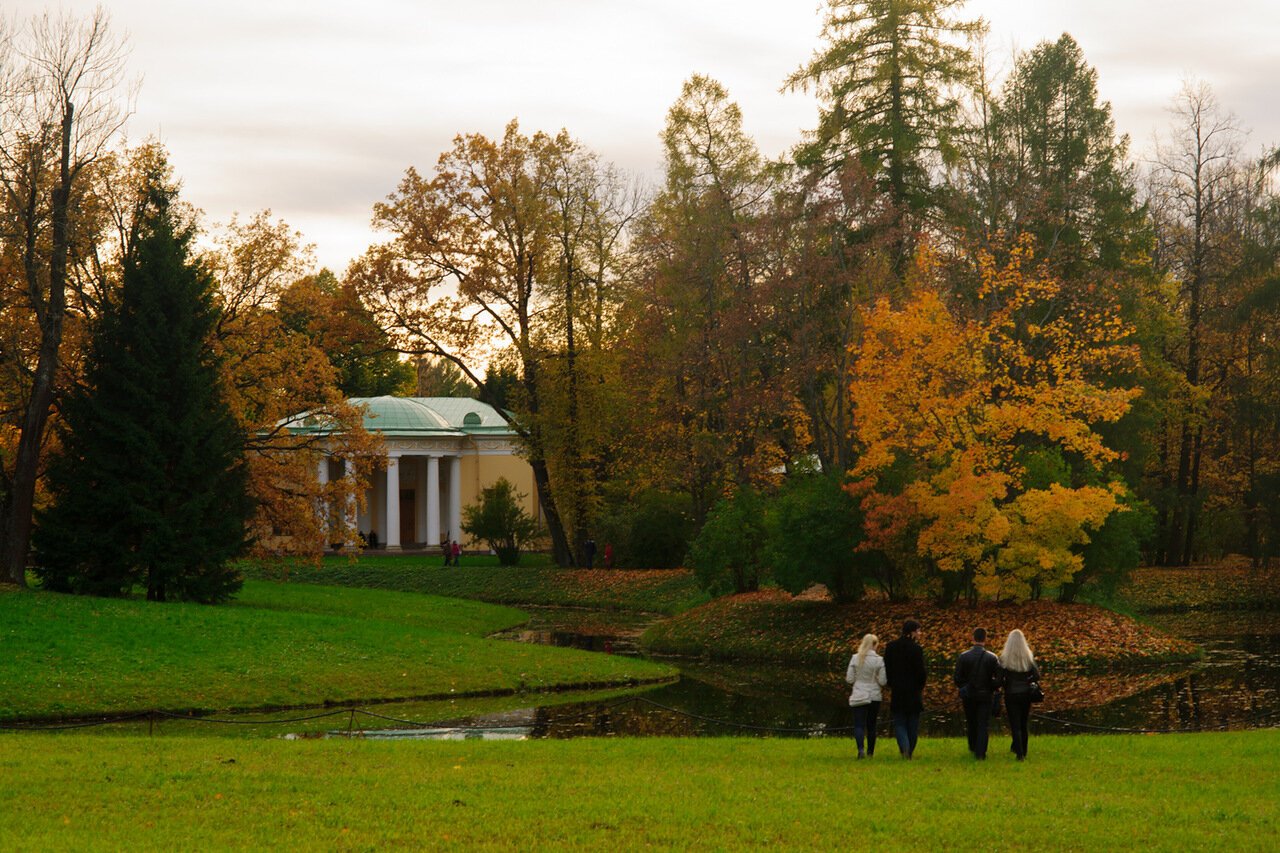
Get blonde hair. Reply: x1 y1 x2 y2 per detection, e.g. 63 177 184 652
856 633 879 667
999 629 1036 672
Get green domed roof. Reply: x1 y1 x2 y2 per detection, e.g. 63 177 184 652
283 396 515 438
348 396 453 434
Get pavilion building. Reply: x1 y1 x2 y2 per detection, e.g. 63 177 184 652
306 396 538 551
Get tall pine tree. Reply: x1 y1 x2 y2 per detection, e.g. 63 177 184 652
786 0 985 254
34 184 251 603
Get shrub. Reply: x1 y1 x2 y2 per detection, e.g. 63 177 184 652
462 478 539 565
765 473 866 602
687 487 767 595
1061 490 1155 602
624 490 695 569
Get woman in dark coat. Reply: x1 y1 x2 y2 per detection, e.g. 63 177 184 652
998 629 1041 760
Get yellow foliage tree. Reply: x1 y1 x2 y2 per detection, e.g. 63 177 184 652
849 239 1140 600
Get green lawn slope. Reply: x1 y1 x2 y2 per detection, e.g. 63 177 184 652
240 555 708 614
0 581 672 721
0 731 1275 850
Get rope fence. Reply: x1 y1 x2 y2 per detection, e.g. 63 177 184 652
3 695 1277 737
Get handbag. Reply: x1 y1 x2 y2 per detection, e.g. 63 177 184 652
1027 677 1045 704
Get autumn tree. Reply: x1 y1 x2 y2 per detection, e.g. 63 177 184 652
786 0 984 267
204 213 377 556
625 75 800 521
277 269 415 397
530 137 640 563
849 240 1140 601
1230 152 1280 565
761 163 898 476
353 121 633 565
1146 83 1249 565
0 9 132 586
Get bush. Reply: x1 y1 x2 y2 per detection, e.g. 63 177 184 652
616 490 694 569
462 478 539 566
687 487 767 595
1061 490 1155 602
765 473 866 602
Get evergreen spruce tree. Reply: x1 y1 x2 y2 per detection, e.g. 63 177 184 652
33 186 251 603
786 0 985 270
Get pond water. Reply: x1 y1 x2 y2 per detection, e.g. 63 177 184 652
405 607 1279 740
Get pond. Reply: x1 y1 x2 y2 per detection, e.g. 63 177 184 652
416 606 1279 740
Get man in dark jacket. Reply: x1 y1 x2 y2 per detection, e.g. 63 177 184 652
882 619 927 758
954 627 1000 759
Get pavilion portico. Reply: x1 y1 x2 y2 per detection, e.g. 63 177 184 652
317 447 463 550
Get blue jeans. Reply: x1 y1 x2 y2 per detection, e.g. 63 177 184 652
892 711 920 756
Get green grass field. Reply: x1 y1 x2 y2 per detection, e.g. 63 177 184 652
0 581 672 721
239 555 709 614
0 730 1275 850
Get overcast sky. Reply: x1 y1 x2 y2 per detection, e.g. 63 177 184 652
11 1 1280 271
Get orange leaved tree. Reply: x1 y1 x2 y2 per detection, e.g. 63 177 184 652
848 239 1140 602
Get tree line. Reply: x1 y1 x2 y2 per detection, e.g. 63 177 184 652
2 3 1278 603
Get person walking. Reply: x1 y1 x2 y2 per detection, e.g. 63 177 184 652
441 534 451 567
846 633 887 758
998 629 1041 761
954 627 1000 759
882 619 927 759
451 540 462 566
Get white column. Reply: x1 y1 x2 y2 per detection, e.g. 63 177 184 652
448 455 462 548
385 453 401 550
343 458 357 543
415 457 429 546
316 457 330 540
426 455 441 547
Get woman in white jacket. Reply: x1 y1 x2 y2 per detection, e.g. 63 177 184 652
846 633 888 758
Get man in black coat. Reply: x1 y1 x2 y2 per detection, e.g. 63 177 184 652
882 619 927 758
954 627 1000 759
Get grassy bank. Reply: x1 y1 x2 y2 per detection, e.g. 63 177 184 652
641 590 1200 669
0 581 672 721
1116 565 1280 613
240 555 708 614
0 731 1275 850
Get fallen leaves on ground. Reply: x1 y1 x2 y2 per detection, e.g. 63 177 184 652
1119 565 1280 612
641 591 1198 671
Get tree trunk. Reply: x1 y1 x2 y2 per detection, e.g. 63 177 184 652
2 99 74 586
530 457 573 566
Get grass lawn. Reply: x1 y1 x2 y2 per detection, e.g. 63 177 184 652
0 581 672 721
0 730 1275 850
240 554 709 614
